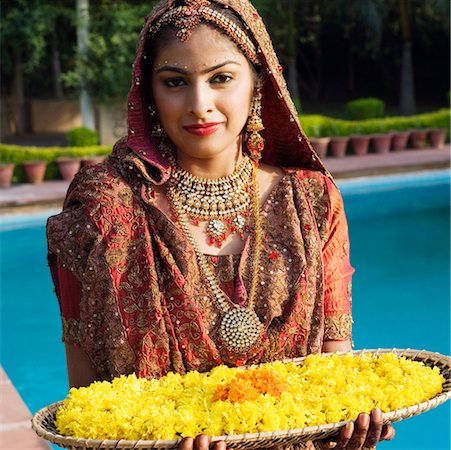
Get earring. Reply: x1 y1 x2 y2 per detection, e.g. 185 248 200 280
152 121 166 138
246 86 264 163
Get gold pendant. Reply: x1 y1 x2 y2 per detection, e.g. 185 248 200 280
219 308 263 353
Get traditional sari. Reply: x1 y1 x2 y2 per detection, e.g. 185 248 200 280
47 0 354 414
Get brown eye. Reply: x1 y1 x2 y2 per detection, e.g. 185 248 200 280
165 78 186 88
211 74 232 84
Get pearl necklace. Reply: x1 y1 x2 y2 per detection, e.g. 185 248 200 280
168 156 254 247
167 161 264 354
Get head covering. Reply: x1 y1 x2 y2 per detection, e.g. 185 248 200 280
126 0 328 184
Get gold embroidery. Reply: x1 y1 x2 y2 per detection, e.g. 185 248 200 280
62 317 80 344
324 314 353 340
48 144 352 379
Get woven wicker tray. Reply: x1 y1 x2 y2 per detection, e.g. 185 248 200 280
32 348 451 450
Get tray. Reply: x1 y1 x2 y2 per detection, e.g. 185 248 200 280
32 348 451 450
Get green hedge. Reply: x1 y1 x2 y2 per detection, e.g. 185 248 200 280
66 127 100 146
0 144 111 183
345 97 385 120
301 108 450 139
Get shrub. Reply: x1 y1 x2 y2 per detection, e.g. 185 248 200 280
345 98 385 120
66 127 100 146
301 115 328 138
0 144 111 183
301 108 449 140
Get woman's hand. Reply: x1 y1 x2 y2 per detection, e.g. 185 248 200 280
179 435 228 450
317 409 395 449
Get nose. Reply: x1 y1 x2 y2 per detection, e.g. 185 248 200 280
187 82 213 118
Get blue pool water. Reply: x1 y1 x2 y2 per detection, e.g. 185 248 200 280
0 170 449 449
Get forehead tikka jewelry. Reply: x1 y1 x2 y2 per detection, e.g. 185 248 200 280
148 0 260 65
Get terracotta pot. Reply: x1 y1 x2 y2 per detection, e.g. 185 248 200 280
0 163 15 188
309 137 330 159
409 129 428 149
350 135 370 155
81 155 106 167
23 160 47 184
329 137 349 158
428 128 447 149
56 157 81 181
371 134 392 154
391 131 410 151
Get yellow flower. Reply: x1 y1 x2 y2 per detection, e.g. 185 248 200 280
55 353 444 440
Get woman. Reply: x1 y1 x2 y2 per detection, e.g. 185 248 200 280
47 1 395 449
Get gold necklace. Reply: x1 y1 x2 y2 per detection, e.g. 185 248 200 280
168 156 254 247
167 162 264 354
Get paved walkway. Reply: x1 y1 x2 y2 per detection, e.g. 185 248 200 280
0 366 50 449
0 146 449 210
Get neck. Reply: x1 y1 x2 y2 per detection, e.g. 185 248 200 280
175 141 244 179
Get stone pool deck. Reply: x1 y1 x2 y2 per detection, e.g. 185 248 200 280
0 145 449 448
0 366 50 449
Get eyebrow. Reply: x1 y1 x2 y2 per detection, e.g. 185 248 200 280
155 60 240 75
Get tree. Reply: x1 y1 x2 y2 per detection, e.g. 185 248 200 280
76 0 95 130
1 0 54 133
399 0 415 115
254 0 320 103
61 1 156 104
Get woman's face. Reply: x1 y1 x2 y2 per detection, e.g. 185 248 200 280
151 25 255 162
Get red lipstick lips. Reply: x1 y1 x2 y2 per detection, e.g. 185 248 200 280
183 123 222 136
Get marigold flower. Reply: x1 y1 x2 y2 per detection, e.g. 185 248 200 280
55 354 444 440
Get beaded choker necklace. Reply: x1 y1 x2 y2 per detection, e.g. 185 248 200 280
167 159 264 353
168 156 254 247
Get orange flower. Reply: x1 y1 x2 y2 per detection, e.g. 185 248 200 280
212 369 289 403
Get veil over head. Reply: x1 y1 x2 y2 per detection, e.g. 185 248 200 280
126 0 328 183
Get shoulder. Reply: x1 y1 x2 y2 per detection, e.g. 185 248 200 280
65 142 135 213
283 167 340 200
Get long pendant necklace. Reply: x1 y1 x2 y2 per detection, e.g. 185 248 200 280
167 161 264 353
168 156 254 247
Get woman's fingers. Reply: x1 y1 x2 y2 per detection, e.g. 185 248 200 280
334 421 354 450
194 434 211 450
179 437 194 450
362 409 383 449
344 413 370 449
380 423 396 441
178 435 211 450
213 442 227 450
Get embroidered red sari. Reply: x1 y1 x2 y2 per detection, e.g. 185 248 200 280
47 143 354 380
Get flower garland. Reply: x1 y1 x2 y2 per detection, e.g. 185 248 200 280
55 353 444 440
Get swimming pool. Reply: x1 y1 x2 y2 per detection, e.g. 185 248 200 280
1 170 449 449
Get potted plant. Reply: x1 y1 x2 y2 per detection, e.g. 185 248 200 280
305 120 330 159
328 122 349 158
390 132 409 151
349 125 370 156
428 128 447 149
370 123 392 154
56 157 81 181
0 163 15 188
409 128 429 149
23 160 47 184
371 134 392 154
389 120 410 151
